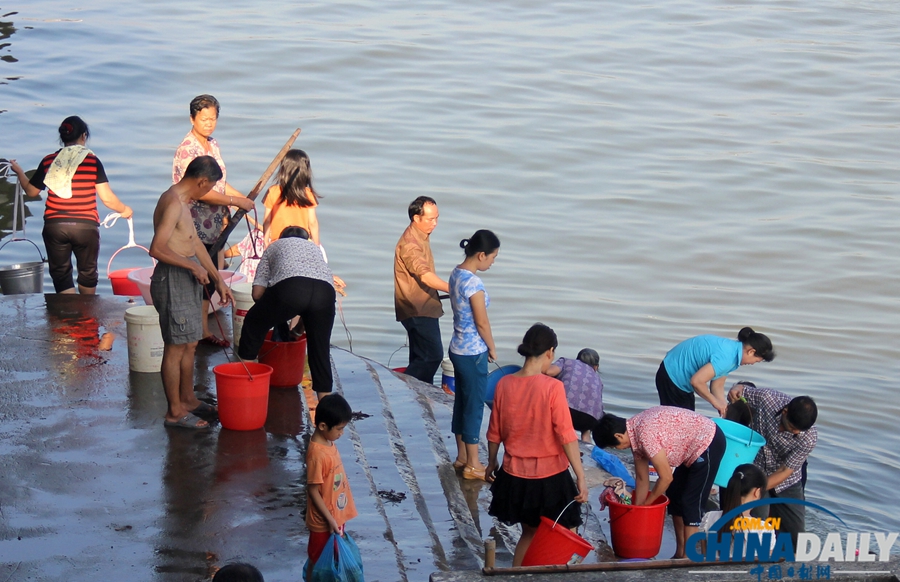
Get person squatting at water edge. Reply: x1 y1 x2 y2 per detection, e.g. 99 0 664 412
9 116 133 294
237 226 346 400
263 149 321 246
173 94 254 348
149 156 233 430
448 229 500 480
545 347 604 444
305 393 358 580
698 463 777 550
728 381 818 546
655 327 775 416
594 406 726 559
485 323 589 567
394 196 450 384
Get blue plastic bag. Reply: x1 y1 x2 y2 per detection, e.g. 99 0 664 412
591 446 635 488
304 532 364 582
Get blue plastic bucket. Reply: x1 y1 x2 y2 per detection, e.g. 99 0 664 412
484 365 521 408
712 418 766 487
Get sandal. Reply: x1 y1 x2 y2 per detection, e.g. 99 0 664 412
453 459 467 470
199 335 230 348
463 466 487 481
164 413 209 430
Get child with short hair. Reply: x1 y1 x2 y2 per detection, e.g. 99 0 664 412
306 393 358 576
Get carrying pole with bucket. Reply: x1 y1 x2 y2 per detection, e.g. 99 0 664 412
102 213 154 296
0 161 46 295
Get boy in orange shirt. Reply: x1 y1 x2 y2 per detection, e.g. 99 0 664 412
306 393 358 575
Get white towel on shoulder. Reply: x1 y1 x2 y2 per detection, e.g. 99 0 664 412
44 145 93 199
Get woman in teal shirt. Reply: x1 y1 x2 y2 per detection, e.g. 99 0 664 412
655 327 774 415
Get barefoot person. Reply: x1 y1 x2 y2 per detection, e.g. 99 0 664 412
150 156 234 429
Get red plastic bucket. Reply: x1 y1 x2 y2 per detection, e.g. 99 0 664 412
258 332 307 387
607 492 669 559
109 267 142 296
214 362 273 431
521 515 593 566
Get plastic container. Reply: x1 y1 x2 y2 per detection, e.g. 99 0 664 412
712 417 766 487
104 215 153 296
213 362 274 431
606 492 669 559
124 305 165 372
127 267 245 312
440 358 455 395
521 514 593 566
484 364 521 408
109 268 142 296
258 331 307 387
231 282 254 348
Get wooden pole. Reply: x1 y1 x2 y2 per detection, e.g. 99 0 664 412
208 128 301 256
482 558 734 576
484 539 496 570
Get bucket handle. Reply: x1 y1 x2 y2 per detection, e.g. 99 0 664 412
0 238 47 262
549 499 590 536
0 164 46 262
102 214 154 277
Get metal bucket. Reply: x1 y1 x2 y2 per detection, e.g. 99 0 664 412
0 239 46 295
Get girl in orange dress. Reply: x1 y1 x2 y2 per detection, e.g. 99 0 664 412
263 149 320 246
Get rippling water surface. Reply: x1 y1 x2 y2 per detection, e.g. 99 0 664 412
2 0 899 539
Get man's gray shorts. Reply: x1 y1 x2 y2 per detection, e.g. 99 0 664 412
150 257 204 345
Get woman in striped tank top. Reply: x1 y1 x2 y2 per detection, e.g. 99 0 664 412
9 116 132 294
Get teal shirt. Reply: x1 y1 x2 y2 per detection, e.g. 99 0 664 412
662 335 742 393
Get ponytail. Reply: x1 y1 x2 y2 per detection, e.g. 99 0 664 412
460 229 500 258
737 327 775 362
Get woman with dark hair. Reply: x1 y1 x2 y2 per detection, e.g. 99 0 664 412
594 407 725 559
263 149 320 245
9 116 132 294
173 94 255 347
546 347 605 443
236 226 345 400
448 229 500 480
485 323 588 566
655 327 775 415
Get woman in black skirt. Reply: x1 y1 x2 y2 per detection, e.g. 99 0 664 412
485 323 589 566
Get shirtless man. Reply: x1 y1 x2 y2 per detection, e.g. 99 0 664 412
149 155 234 429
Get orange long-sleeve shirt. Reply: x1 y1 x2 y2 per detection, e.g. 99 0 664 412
487 373 578 479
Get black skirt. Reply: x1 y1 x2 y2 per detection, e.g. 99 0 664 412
488 467 583 529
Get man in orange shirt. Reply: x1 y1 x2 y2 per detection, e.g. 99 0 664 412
394 196 449 384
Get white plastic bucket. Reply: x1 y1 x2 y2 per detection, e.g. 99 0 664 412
231 282 254 348
440 357 455 395
124 305 164 373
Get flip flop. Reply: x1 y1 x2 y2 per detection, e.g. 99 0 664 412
189 401 218 416
164 413 209 430
199 335 230 348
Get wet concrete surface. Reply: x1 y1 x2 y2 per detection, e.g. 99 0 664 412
0 293 625 581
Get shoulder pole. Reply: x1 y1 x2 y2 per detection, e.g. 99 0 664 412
208 127 301 256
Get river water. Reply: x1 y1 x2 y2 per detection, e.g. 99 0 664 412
1 0 898 542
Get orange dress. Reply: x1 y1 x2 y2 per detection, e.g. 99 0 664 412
264 184 317 243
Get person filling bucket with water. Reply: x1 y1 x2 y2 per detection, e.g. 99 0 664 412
594 406 726 559
484 323 589 567
237 226 346 400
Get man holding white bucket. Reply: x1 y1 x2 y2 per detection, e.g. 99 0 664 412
149 156 233 429
394 196 449 384
728 382 818 546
